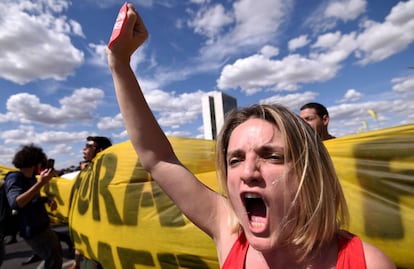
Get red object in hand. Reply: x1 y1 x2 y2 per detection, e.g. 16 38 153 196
108 2 128 48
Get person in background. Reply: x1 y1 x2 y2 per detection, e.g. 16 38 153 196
81 136 112 170
4 144 62 269
106 4 395 268
299 102 336 140
71 136 112 269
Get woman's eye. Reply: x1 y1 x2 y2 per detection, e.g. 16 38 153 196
266 154 284 163
228 158 241 166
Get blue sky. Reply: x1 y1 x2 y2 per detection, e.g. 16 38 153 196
1 0 413 169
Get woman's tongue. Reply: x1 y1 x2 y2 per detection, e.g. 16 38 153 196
247 198 267 230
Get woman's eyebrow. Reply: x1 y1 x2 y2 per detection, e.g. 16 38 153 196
255 144 284 152
226 149 244 158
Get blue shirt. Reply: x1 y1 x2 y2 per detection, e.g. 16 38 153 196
4 172 50 238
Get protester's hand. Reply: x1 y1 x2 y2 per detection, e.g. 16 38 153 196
107 3 148 65
39 168 54 185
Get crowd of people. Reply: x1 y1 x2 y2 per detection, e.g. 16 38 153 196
0 3 396 268
0 101 343 269
0 102 342 269
0 136 111 269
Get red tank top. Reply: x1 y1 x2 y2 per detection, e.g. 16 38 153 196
222 231 366 269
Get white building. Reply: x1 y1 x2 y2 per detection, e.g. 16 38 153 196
202 92 237 140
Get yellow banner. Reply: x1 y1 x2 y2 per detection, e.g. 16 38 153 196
68 137 219 268
324 124 414 268
1 124 413 268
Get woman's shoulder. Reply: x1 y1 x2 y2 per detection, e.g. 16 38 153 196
362 241 396 269
336 230 395 269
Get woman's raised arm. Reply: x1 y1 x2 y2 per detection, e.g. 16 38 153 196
106 3 226 239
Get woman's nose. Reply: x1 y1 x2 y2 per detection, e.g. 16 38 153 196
240 157 262 184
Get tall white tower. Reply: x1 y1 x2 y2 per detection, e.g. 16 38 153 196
202 92 237 140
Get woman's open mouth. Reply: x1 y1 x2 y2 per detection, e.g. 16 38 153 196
243 192 267 231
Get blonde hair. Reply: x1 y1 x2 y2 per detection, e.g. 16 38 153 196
215 104 348 262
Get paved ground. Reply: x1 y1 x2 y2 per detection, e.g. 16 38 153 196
2 226 75 269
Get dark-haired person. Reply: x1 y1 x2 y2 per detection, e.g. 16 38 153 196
81 136 113 170
4 144 62 269
71 136 112 269
300 102 336 141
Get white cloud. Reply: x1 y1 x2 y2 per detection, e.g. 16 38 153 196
0 125 90 145
146 90 206 128
17 0 70 14
188 3 233 39
328 95 414 136
216 0 414 95
392 75 414 93
0 1 84 85
88 43 108 67
385 0 414 25
217 52 340 93
1 88 105 124
0 145 15 166
260 45 279 58
355 0 414 65
47 143 73 159
312 31 342 49
312 32 357 64
288 35 310 51
98 114 125 130
165 130 193 137
259 91 319 111
190 0 209 4
339 89 363 102
325 0 367 21
232 0 290 41
69 19 86 38
154 0 293 89
196 0 293 62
